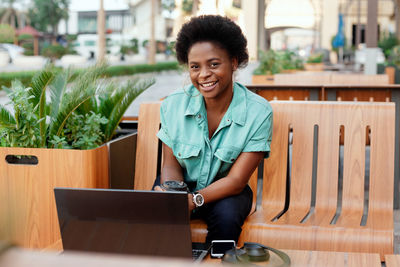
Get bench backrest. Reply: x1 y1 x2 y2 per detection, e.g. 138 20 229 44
263 101 395 226
133 102 258 209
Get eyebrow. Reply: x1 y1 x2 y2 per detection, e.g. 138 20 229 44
189 58 221 64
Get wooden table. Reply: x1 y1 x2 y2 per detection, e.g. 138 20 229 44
206 249 382 267
2 245 384 267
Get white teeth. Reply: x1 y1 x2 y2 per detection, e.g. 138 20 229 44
202 81 216 87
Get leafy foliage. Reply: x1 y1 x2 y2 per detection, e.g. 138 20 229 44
28 0 69 36
181 0 193 14
41 44 69 59
378 32 399 59
306 53 323 63
388 45 400 67
0 23 15 43
0 64 154 149
253 50 304 75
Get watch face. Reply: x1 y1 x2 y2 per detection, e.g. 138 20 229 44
194 194 204 206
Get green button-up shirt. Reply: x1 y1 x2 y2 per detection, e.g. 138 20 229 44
157 82 273 191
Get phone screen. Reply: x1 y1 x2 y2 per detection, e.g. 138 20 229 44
211 240 235 257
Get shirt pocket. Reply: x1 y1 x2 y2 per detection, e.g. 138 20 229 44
172 142 201 169
214 147 241 175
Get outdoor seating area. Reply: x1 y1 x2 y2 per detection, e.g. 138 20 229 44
2 0 400 266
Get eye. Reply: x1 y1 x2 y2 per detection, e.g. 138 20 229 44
210 62 220 68
190 64 199 70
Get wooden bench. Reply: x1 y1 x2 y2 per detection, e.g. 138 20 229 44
133 101 395 260
241 101 394 261
132 102 258 242
385 254 400 267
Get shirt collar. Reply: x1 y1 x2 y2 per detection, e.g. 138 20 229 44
184 85 203 116
229 82 246 126
184 82 247 126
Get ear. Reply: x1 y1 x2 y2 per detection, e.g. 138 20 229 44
231 57 238 71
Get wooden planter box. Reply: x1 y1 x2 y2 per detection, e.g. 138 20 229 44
304 63 324 71
252 74 275 85
0 145 109 249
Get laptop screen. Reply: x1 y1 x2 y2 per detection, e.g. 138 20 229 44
54 188 192 258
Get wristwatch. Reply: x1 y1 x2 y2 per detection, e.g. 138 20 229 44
192 191 204 208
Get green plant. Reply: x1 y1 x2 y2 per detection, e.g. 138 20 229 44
41 44 67 59
378 32 399 59
0 24 15 43
18 33 34 41
388 45 400 67
18 33 34 55
306 53 323 63
22 42 34 56
279 50 304 70
253 50 282 75
0 64 154 149
181 0 193 14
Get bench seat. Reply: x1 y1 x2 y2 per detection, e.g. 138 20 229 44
134 100 395 261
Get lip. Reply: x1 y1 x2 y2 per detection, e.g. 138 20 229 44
199 80 218 92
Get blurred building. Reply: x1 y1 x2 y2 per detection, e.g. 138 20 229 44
57 0 398 61
58 0 174 59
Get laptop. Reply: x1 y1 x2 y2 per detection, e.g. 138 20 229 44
54 188 210 262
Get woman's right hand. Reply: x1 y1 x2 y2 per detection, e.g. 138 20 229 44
153 185 165 192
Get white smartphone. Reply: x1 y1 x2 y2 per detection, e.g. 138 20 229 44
211 240 236 258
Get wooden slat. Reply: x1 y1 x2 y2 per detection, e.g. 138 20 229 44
257 89 310 101
385 254 400 267
134 102 161 190
274 73 331 85
243 101 395 260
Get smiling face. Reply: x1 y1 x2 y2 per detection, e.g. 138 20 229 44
188 41 237 102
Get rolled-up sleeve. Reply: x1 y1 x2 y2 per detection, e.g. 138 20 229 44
156 102 173 148
242 111 273 158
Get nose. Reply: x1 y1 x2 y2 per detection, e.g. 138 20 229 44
199 66 211 78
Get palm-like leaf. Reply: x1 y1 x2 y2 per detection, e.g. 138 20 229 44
98 82 119 121
48 89 98 143
0 105 16 129
29 69 55 147
29 69 54 107
47 66 104 143
103 78 154 141
76 96 98 115
49 69 70 121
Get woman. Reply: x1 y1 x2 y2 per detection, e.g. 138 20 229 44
154 15 273 244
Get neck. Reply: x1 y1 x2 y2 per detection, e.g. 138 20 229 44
204 86 234 115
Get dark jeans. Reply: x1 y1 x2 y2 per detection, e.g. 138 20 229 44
152 176 253 244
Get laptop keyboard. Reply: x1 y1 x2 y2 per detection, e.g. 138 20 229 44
192 249 208 261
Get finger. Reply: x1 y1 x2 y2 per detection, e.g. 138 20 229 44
154 186 165 192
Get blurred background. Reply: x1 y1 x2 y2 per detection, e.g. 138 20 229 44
0 0 398 74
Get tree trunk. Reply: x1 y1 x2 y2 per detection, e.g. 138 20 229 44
396 0 400 41
97 0 106 62
257 0 266 52
192 0 199 16
52 24 58 45
148 0 156 64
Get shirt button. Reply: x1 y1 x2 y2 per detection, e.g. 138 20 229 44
198 114 201 119
178 153 181 157
227 119 230 122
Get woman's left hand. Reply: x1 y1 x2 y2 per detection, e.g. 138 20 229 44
188 193 195 213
